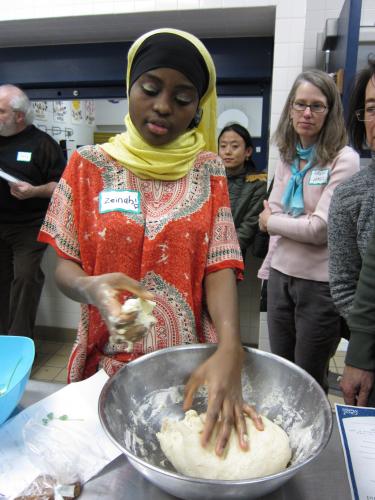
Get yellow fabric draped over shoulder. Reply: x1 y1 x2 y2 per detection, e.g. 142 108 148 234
101 28 218 181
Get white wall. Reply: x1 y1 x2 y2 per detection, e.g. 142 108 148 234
34 100 95 329
361 0 375 25
0 0 273 20
37 248 81 329
95 99 128 126
303 0 375 71
4 0 346 334
33 100 95 157
303 0 345 70
0 0 309 176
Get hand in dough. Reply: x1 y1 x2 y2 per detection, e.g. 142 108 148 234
75 272 154 343
183 346 264 456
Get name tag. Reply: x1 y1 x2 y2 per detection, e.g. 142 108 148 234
99 190 140 214
309 168 330 185
17 151 32 162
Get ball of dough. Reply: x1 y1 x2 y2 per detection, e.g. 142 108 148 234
121 298 156 329
156 410 292 480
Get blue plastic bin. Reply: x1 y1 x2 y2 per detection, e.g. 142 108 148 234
0 335 35 425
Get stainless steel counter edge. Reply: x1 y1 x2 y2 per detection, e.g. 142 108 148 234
16 380 350 500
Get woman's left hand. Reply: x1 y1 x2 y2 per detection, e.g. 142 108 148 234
259 200 272 232
183 345 263 456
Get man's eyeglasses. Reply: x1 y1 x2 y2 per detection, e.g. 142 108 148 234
355 107 375 122
292 102 328 114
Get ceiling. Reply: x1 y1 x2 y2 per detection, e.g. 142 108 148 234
0 6 276 48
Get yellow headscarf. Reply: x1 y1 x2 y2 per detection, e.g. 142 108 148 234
101 28 217 181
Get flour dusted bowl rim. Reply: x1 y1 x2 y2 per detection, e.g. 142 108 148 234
98 344 333 499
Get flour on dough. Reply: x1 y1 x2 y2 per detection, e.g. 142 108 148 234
156 410 291 480
121 298 156 329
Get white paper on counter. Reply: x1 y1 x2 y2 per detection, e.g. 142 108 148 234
336 404 375 500
0 370 121 499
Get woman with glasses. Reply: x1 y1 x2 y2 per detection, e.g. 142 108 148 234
328 56 375 406
258 69 359 391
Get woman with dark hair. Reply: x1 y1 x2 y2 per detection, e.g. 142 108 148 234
38 28 263 454
327 55 375 406
258 69 359 391
328 55 375 321
218 123 267 257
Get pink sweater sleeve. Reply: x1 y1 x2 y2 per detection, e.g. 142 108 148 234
267 147 360 245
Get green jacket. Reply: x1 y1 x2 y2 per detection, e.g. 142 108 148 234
227 171 267 252
347 228 375 371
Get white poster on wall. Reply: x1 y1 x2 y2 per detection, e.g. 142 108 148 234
85 100 95 126
32 101 49 122
217 97 263 138
71 100 83 124
53 101 69 123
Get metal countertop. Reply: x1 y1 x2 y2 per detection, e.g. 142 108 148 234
20 380 351 500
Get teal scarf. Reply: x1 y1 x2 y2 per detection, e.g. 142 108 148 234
281 144 315 217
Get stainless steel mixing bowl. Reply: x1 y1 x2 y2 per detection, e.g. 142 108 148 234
99 344 332 499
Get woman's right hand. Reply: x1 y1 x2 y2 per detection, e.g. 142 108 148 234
74 272 154 343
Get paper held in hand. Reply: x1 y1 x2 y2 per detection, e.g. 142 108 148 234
0 168 22 183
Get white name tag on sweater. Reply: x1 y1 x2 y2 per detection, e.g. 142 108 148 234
99 190 140 214
17 151 32 162
309 168 329 185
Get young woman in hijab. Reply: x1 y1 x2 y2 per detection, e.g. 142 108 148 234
218 123 267 258
38 28 263 454
258 69 359 391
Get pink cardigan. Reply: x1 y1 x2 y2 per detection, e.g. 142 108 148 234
267 146 360 282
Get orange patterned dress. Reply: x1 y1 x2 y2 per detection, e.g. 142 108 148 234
39 145 243 382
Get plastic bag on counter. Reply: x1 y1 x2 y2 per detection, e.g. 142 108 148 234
14 474 81 500
16 409 99 499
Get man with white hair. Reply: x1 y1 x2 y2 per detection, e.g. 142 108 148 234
0 84 66 338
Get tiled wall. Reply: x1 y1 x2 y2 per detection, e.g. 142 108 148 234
361 0 375 25
268 0 307 174
0 0 255 20
1 0 310 178
24 0 307 331
303 0 375 72
4 0 367 339
36 248 81 330
303 0 345 70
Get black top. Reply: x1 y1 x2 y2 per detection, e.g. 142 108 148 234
347 224 375 371
0 125 66 224
226 171 267 252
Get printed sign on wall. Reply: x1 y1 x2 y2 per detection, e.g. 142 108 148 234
71 100 83 124
53 101 68 124
85 100 95 126
32 101 49 122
